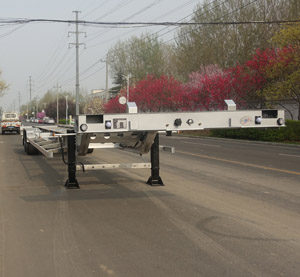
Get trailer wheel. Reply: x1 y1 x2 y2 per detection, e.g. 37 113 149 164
26 142 39 155
87 148 94 154
23 130 27 148
22 130 25 145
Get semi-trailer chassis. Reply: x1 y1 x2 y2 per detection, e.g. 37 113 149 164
21 101 285 188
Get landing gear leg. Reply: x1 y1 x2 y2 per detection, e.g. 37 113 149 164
147 133 164 186
65 130 80 189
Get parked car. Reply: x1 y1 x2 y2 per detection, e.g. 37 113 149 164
43 117 49 124
47 118 55 124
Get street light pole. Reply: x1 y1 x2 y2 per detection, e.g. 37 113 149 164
55 83 61 124
36 97 39 116
65 95 68 124
126 73 131 102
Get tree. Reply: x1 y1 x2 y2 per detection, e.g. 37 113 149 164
0 69 8 97
129 75 185 112
246 24 300 119
184 65 226 110
44 96 76 121
104 75 185 113
184 62 270 111
104 91 126 113
174 0 298 80
83 96 104 114
108 33 175 88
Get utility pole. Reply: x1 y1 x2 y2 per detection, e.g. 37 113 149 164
100 57 110 102
29 76 33 115
69 11 85 115
54 83 61 123
18 91 21 113
105 59 109 101
65 95 68 123
126 73 131 102
36 96 39 116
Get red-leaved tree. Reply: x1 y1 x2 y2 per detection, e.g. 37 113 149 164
185 63 269 111
104 75 185 113
104 92 127 113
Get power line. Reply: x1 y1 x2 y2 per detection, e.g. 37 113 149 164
34 25 70 85
58 0 193 85
0 23 27 39
88 0 199 48
66 0 232 84
1 18 299 27
163 0 259 45
100 0 227 65
86 0 164 43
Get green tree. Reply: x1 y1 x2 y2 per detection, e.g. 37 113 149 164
0 69 8 96
174 0 299 80
263 24 300 119
108 33 175 88
83 96 104 114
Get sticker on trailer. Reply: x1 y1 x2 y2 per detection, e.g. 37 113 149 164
240 116 253 126
113 118 127 129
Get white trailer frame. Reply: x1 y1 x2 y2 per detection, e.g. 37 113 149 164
21 101 285 188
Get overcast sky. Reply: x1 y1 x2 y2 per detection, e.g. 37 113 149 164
0 0 203 111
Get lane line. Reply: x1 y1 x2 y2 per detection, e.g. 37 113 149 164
176 150 300 176
182 141 221 147
279 153 300 158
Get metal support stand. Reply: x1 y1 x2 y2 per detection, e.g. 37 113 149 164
65 130 80 189
147 134 164 186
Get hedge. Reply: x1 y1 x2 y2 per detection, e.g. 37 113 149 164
210 120 300 142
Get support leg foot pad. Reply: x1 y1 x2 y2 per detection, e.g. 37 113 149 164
65 179 80 189
146 176 164 186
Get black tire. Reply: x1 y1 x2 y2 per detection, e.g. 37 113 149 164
26 142 39 155
2 130 5 135
23 130 26 148
87 148 94 154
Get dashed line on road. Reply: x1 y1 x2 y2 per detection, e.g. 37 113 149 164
182 141 221 147
176 150 300 176
279 153 300 158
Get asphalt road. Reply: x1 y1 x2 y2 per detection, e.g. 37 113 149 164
0 132 300 277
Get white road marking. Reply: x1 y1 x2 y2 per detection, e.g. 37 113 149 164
183 141 221 147
279 153 300 158
177 150 300 176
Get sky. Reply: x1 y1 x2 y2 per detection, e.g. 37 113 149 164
0 0 203 111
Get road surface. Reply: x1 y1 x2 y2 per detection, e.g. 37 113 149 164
0 132 300 276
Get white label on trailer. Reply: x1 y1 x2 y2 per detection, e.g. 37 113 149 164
113 118 127 129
